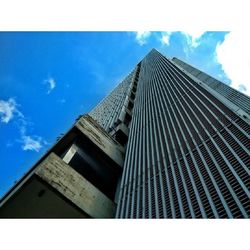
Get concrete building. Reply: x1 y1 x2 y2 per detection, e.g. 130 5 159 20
0 49 249 218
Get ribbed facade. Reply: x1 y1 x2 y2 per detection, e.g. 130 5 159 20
90 69 136 131
90 49 250 218
172 57 250 115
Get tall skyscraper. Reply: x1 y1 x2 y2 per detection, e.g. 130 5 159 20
0 49 249 218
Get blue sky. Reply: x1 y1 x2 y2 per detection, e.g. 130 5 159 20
0 31 248 197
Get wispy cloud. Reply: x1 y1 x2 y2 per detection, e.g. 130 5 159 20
21 135 44 152
1 97 47 152
135 31 151 46
19 123 47 152
43 77 56 94
0 98 23 123
160 32 173 46
180 31 206 57
215 31 250 96
182 31 205 48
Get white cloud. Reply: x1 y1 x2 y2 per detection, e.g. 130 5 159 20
216 31 250 96
160 32 172 46
135 31 151 45
19 124 47 152
21 135 43 152
0 97 47 151
182 31 205 48
44 77 56 94
0 98 23 123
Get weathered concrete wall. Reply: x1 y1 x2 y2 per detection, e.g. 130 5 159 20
75 115 124 167
35 152 116 218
